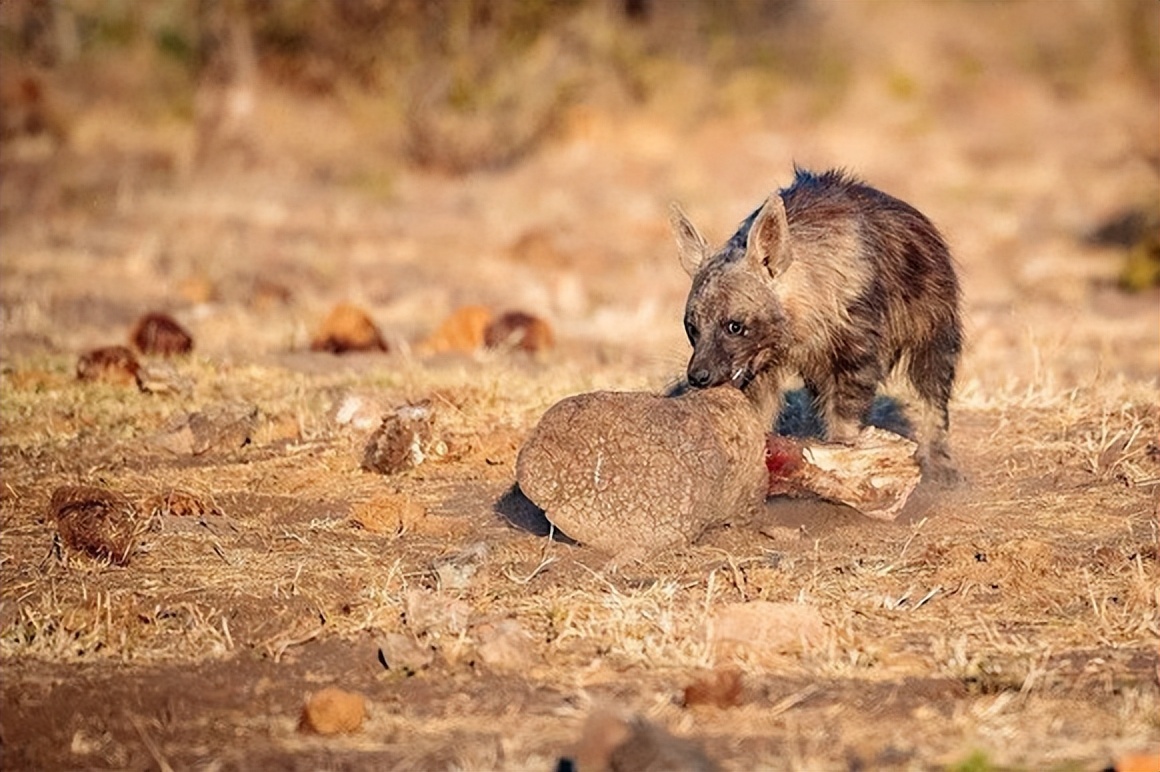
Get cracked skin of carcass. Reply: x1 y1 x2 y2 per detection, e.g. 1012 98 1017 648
515 386 770 558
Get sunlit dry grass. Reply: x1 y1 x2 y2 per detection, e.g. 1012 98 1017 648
2 1 1158 769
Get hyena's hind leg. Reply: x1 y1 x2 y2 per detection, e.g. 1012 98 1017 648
907 326 962 483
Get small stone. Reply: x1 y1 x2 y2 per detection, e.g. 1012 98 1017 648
377 632 434 674
249 277 293 310
143 489 218 519
176 276 216 305
404 589 470 636
484 310 554 353
709 602 826 665
361 403 441 475
432 541 488 591
418 305 493 354
134 360 193 395
332 392 389 431
130 312 193 356
682 668 743 709
152 403 259 456
566 707 718 772
310 302 387 354
474 619 535 672
298 687 367 735
350 493 426 535
1115 752 1160 772
48 485 146 565
506 228 572 270
76 346 141 387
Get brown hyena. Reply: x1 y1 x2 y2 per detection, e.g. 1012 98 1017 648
671 167 962 481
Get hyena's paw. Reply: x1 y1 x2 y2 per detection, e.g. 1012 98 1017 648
917 448 963 486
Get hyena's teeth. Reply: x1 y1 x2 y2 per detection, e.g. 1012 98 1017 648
731 367 748 383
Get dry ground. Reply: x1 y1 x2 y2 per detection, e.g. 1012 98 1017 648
1 2 1158 770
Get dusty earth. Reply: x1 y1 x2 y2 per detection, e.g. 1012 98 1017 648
1 3 1158 770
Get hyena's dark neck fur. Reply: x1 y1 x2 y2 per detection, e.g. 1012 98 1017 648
673 167 963 481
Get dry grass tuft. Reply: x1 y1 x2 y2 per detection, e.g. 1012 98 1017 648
1 1 1157 768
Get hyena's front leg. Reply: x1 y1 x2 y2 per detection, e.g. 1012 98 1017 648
810 349 882 445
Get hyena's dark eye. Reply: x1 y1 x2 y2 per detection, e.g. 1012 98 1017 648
685 320 699 342
724 320 745 336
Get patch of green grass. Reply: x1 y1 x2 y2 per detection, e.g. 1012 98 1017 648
949 749 994 772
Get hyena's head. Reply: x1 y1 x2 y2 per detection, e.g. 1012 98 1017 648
670 193 793 391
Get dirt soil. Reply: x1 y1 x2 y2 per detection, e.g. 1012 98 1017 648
2 3 1158 770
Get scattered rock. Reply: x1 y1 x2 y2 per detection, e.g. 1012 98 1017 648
404 589 471 636
76 346 141 388
361 403 445 475
484 310 554 353
48 485 147 565
249 277 293 310
134 359 193 395
709 602 826 665
474 619 536 673
350 493 427 535
1115 751 1160 772
310 302 388 354
332 392 390 432
176 276 216 305
563 707 718 772
516 386 770 557
143 489 219 519
432 541 488 591
507 228 573 270
130 312 194 356
152 402 259 456
766 428 921 520
377 632 434 674
298 687 367 735
682 668 743 709
418 305 493 354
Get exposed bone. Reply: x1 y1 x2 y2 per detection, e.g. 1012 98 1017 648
766 428 921 520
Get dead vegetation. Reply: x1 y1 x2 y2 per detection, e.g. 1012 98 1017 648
1 1 1158 770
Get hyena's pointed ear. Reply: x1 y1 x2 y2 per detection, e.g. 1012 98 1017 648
669 202 710 277
746 192 792 278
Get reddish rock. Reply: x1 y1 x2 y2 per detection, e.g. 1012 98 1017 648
484 310 554 353
418 305 493 354
130 312 194 356
76 346 141 387
350 493 426 535
298 687 367 735
361 403 443 475
1115 752 1160 772
682 668 744 709
310 302 387 354
48 485 146 565
144 489 219 519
